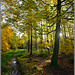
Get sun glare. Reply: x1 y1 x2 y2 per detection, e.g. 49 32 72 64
60 33 62 37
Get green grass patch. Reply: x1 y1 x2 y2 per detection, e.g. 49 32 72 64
1 49 27 74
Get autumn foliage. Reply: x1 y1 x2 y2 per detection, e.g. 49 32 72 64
1 24 13 52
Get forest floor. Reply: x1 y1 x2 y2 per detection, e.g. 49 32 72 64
43 55 74 75
17 53 74 75
1 49 74 75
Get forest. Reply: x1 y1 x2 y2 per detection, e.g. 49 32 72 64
1 0 74 75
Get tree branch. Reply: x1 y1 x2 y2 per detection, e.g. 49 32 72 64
61 0 65 3
47 23 55 27
65 37 74 41
41 0 49 5
48 29 56 34
41 0 56 7
62 18 74 20
62 0 74 6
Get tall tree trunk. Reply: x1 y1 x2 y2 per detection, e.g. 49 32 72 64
30 25 32 55
35 29 37 51
47 26 49 53
51 0 61 67
28 34 30 53
36 38 37 51
41 22 42 50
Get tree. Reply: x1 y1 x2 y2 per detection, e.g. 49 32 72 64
50 0 61 67
10 33 19 49
1 23 14 52
2 0 74 63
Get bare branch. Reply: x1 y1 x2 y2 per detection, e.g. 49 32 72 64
48 29 56 34
47 23 55 27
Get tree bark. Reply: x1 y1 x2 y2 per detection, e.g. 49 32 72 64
40 22 42 49
47 26 49 53
30 25 32 55
28 34 30 53
51 0 61 67
35 29 37 51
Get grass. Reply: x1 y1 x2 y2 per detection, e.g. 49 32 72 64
2 49 52 75
16 50 51 75
1 49 27 74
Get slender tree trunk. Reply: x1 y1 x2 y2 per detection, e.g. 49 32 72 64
36 39 37 50
35 30 37 51
47 27 49 53
28 34 30 53
41 22 42 50
51 0 61 67
30 25 32 55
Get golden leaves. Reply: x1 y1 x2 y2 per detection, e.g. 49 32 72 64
59 39 74 55
1 26 14 52
38 42 51 49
